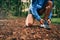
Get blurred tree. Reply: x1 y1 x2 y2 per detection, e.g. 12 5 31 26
53 0 60 17
0 0 60 18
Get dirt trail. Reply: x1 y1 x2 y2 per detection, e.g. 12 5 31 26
0 18 60 40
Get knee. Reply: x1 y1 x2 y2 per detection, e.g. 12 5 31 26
25 14 33 26
48 1 53 6
46 1 53 10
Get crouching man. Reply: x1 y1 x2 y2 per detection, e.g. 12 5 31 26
25 0 54 29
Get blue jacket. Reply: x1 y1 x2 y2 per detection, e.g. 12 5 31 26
29 0 54 21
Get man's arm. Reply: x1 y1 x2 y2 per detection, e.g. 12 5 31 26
29 0 41 21
30 7 41 21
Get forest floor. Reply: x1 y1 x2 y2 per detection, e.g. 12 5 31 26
0 18 60 40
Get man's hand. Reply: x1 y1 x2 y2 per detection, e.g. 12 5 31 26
40 19 44 24
47 19 51 24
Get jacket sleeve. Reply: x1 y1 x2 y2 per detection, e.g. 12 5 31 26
48 11 52 19
30 7 41 21
29 0 41 21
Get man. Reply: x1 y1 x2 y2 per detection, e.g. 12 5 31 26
25 0 54 28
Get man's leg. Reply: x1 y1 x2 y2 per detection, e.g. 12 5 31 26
37 9 47 28
44 1 53 24
25 14 34 26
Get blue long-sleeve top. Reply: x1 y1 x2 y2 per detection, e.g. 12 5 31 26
29 0 54 21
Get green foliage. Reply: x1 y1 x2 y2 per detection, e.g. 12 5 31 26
52 18 60 24
0 0 60 18
53 0 60 18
